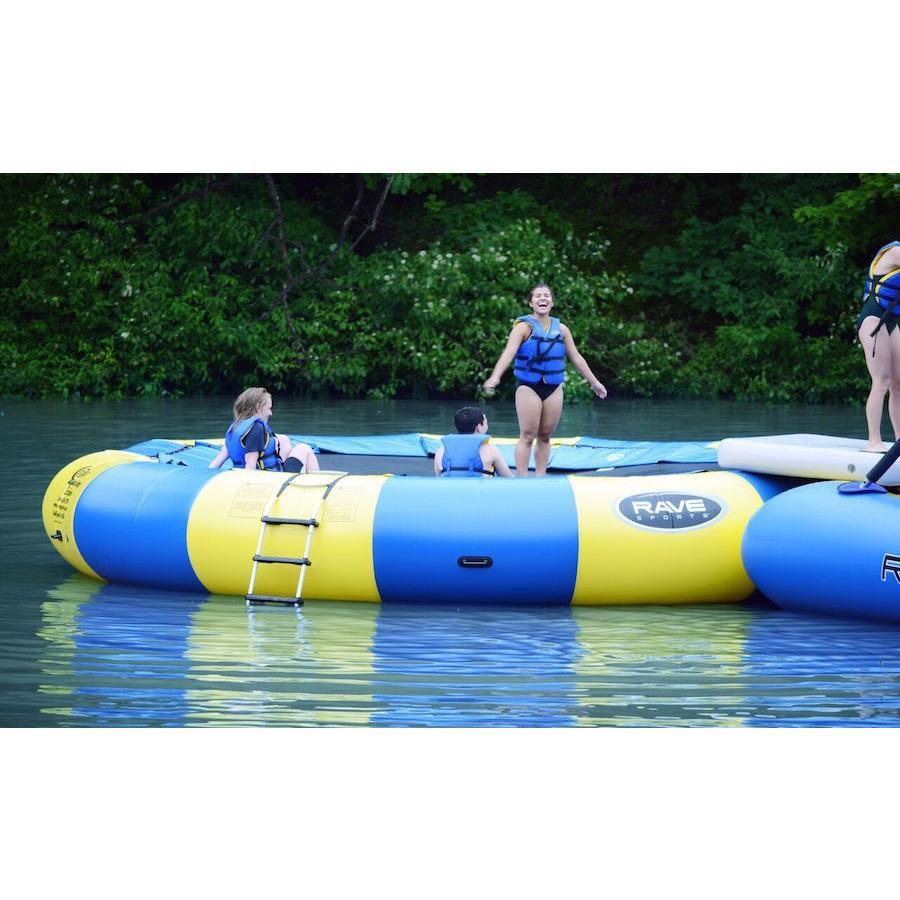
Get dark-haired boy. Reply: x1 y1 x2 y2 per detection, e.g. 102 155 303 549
433 407 514 477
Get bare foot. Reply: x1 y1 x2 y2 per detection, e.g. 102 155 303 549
864 442 891 452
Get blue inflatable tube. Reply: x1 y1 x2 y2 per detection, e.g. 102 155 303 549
743 480 900 623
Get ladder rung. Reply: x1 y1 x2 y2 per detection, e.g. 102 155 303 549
261 516 318 526
246 594 304 606
252 554 311 566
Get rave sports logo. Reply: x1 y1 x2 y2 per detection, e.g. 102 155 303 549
881 554 900 583
616 492 725 532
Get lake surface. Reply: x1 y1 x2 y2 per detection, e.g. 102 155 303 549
4 395 900 726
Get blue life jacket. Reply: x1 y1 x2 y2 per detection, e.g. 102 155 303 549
225 417 283 471
513 315 566 384
863 241 900 312
440 433 490 477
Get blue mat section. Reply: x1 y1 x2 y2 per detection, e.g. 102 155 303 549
124 434 720 471
291 433 427 457
415 435 718 471
573 437 719 468
125 440 226 468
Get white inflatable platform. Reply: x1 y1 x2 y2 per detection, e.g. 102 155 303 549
717 433 900 484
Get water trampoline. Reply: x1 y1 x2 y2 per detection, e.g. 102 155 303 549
42 433 789 606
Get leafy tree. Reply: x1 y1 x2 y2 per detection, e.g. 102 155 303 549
1 173 896 403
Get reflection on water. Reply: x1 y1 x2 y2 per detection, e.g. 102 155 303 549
40 579 204 725
572 606 750 726
35 576 900 726
741 612 900 726
186 597 379 726
370 606 583 726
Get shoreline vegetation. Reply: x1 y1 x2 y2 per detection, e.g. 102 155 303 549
1 173 897 403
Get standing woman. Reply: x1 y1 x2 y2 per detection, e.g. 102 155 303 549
857 241 900 451
483 283 607 476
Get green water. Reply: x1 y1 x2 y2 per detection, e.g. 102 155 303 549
4 395 900 726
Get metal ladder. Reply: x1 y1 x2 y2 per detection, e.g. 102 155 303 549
245 472 347 606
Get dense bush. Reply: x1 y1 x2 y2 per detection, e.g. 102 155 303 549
0 173 896 401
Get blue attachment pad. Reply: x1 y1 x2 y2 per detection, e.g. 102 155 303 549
73 462 215 591
574 437 719 468
372 477 579 605
290 433 427 457
125 434 721 472
125 439 223 468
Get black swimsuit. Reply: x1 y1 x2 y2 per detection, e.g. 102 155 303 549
857 294 900 337
517 380 562 402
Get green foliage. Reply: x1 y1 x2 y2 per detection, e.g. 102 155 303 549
0 173 895 404
626 174 869 401
380 173 475 196
795 173 900 255
292 218 631 399
671 324 867 402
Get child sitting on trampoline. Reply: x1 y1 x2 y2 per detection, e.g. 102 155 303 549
208 387 319 473
433 406 513 477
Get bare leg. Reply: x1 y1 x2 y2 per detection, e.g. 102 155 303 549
534 386 564 476
859 317 892 451
275 433 293 461
514 385 542 476
887 326 900 442
282 442 318 472
298 443 319 472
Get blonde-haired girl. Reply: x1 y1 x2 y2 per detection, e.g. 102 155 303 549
208 387 318 472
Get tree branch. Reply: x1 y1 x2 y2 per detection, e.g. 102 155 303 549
258 173 395 355
265 175 301 347
248 216 279 262
314 173 395 276
350 174 394 253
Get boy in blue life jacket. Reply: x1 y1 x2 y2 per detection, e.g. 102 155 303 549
433 406 514 477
